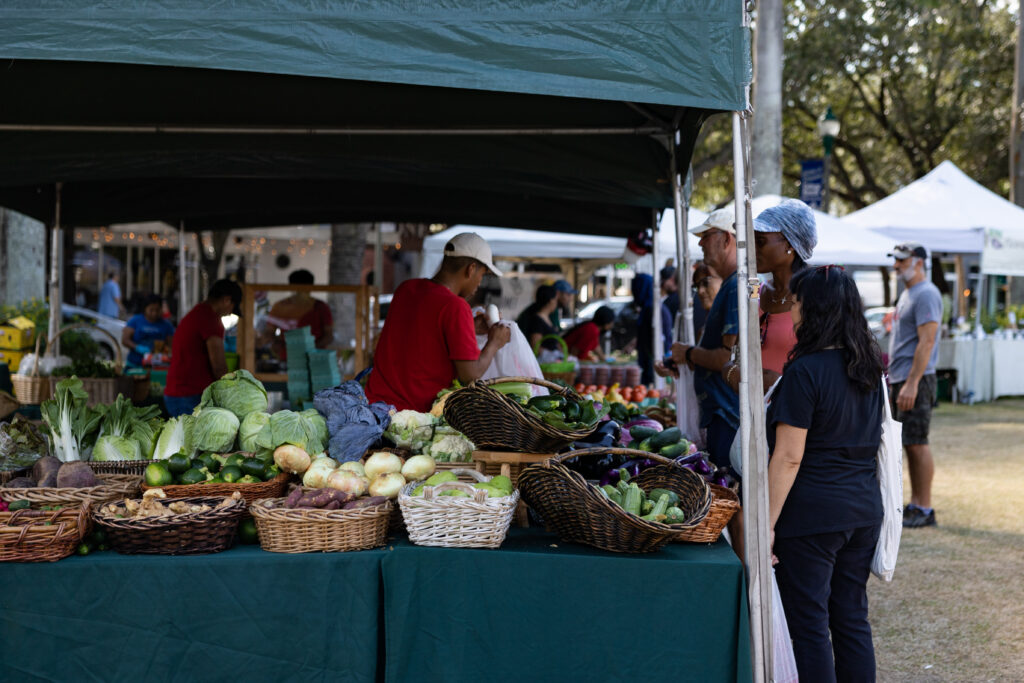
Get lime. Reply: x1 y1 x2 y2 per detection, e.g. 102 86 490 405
237 518 259 545
144 461 174 487
166 453 191 475
240 458 266 479
220 465 243 483
179 468 207 485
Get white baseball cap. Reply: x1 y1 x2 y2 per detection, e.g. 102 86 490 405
689 208 736 236
443 232 502 276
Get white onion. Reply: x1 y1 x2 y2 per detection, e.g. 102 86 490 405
368 472 406 499
338 460 366 477
274 445 312 475
302 457 338 488
401 454 436 482
364 452 404 479
326 469 369 496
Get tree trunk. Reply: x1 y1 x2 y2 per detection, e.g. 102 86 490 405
752 0 783 197
1012 0 1024 205
329 223 372 347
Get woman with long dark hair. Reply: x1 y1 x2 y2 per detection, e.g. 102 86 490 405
768 264 885 683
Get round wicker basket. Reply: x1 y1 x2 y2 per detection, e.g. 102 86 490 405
250 497 391 553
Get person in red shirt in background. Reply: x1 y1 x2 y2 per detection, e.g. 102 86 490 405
366 233 511 412
562 306 615 361
164 279 243 417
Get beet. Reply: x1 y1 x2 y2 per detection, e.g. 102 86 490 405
32 456 61 484
37 471 59 488
55 461 101 488
5 476 36 488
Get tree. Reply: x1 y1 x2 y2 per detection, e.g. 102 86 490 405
689 0 1017 213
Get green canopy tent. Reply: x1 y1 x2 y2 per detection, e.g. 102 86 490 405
0 3 773 680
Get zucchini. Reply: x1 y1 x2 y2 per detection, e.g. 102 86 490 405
617 467 631 483
641 493 671 522
622 483 643 516
649 427 682 450
641 498 654 515
601 485 622 506
628 426 660 442
646 488 680 507
665 506 687 524
659 441 690 458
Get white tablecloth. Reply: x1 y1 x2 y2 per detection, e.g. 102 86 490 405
937 338 1024 402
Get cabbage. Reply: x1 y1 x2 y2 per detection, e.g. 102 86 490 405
269 410 324 454
301 409 328 450
239 412 273 452
193 407 240 453
153 415 193 460
92 434 142 462
198 369 268 420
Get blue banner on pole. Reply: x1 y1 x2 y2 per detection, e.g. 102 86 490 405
800 159 825 209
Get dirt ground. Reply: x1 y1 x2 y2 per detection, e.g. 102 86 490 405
869 398 1024 682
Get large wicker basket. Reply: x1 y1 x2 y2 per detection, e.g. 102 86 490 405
141 471 291 505
46 323 132 407
92 495 247 555
667 483 740 543
10 334 51 404
0 473 142 507
250 496 391 553
517 447 711 553
89 460 151 476
443 376 596 453
0 502 91 562
398 468 519 549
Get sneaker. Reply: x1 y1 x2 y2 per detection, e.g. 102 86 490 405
903 506 936 528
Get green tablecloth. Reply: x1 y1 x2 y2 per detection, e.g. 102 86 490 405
382 528 752 683
0 545 386 683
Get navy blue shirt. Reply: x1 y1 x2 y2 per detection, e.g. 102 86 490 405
767 349 884 538
694 272 739 429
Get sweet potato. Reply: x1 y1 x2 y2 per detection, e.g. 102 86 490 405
323 500 341 510
284 487 305 509
342 495 388 510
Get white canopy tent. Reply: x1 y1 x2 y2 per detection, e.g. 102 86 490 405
842 160 1024 255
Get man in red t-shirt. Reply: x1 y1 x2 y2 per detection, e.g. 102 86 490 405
164 279 243 417
366 233 511 411
563 305 616 361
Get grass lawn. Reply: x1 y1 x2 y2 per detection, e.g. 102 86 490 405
870 398 1024 682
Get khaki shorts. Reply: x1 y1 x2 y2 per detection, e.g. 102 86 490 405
890 374 937 446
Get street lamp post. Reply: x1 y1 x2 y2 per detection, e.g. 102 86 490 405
817 106 840 213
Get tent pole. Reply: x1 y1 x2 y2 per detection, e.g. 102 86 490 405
97 234 105 305
651 209 664 391
48 182 63 355
670 139 693 346
733 110 772 683
178 221 187 318
154 245 160 297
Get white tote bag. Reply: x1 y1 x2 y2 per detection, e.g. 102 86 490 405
872 378 903 582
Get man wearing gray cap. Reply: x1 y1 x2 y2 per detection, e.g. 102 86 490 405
888 242 942 528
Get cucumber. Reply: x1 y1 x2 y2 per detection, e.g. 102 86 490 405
8 499 30 511
649 427 682 450
659 441 690 458
628 426 660 443
636 437 654 452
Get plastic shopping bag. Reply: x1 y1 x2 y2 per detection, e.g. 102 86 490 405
772 568 799 683
476 322 548 395
871 378 903 581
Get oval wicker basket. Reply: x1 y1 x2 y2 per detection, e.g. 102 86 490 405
517 447 711 553
664 483 740 544
443 376 597 453
89 460 151 476
92 495 247 555
250 496 391 553
0 502 91 562
46 323 132 407
141 471 292 504
398 468 519 549
0 473 142 506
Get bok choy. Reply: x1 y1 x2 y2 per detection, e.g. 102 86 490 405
40 377 102 462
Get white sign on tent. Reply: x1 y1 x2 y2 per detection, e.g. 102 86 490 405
982 228 1024 277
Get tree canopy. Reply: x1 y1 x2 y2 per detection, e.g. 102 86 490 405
689 0 1017 213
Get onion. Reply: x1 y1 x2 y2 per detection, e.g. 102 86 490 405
368 472 406 499
327 469 369 496
302 457 338 488
339 460 366 477
364 451 404 479
401 454 436 482
274 445 312 475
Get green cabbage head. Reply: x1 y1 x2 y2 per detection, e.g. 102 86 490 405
199 370 268 420
193 407 240 453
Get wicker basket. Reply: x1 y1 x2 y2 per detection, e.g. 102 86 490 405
89 460 151 476
46 323 133 407
517 447 711 553
669 483 740 543
0 473 142 507
141 471 292 505
398 468 519 549
533 334 577 384
443 376 597 453
10 334 51 404
92 495 247 555
0 502 91 562
250 496 391 553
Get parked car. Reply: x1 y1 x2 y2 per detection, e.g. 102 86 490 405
61 305 130 361
864 306 894 345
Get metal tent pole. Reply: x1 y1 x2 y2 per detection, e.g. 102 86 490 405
733 110 772 683
671 140 694 346
178 221 187 318
651 209 664 390
47 183 63 355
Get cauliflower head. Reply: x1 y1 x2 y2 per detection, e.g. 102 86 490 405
428 433 475 463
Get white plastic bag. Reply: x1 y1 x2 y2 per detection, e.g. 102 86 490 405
872 378 903 582
674 365 702 447
772 568 800 683
476 321 548 395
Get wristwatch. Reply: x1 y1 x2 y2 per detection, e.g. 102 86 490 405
685 346 695 365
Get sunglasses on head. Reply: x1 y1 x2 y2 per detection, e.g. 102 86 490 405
816 264 845 279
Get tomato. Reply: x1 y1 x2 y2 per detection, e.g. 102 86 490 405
585 384 598 394
574 383 586 393
620 388 634 402
647 389 660 399
597 385 607 393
